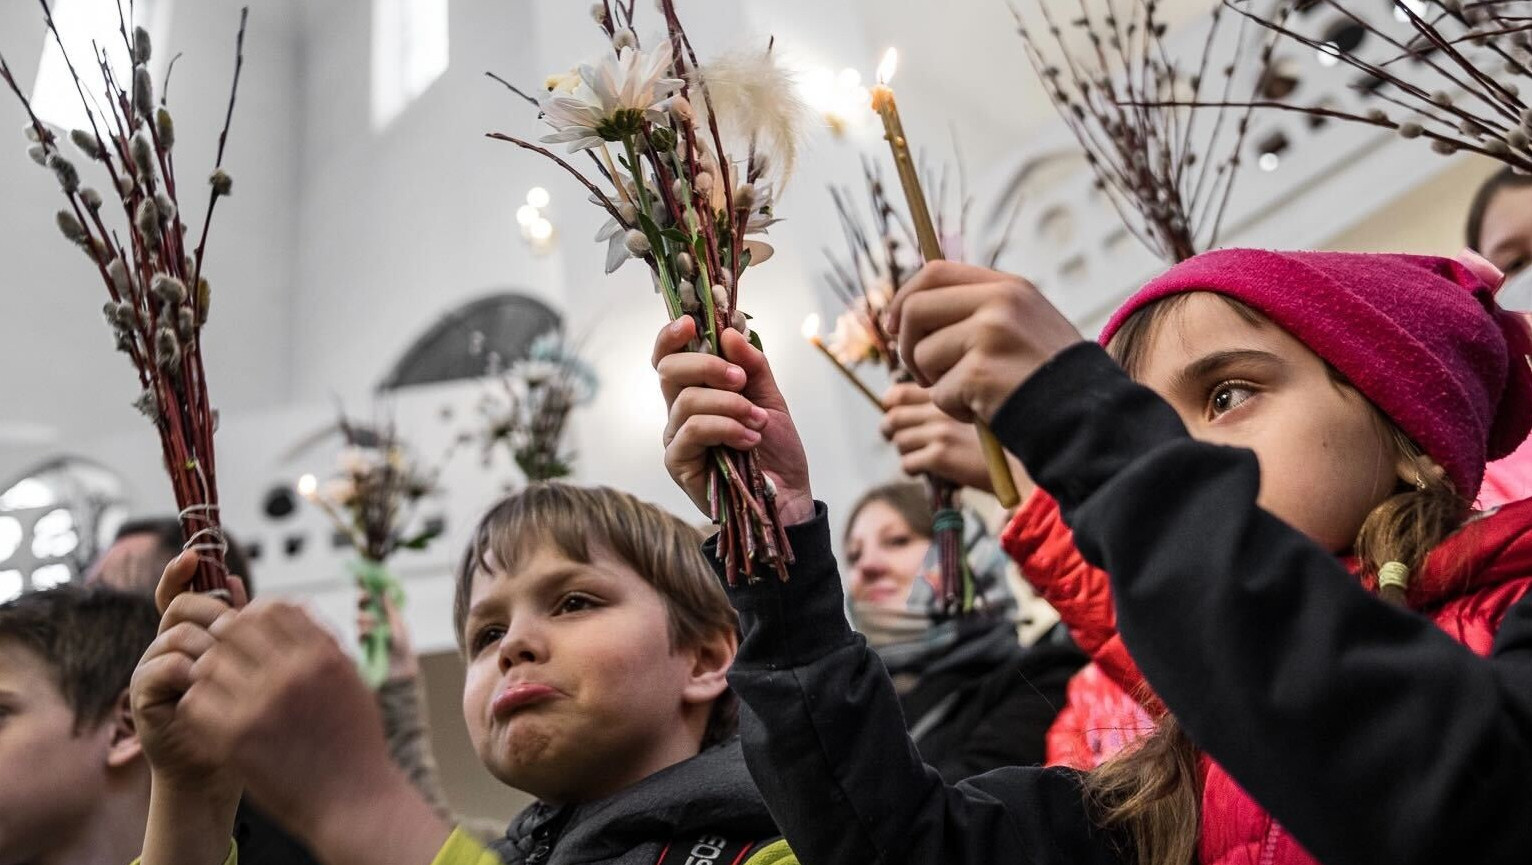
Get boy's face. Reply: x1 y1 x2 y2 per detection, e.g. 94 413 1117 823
0 641 115 864
461 540 726 804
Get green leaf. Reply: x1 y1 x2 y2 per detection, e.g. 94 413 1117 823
748 329 765 353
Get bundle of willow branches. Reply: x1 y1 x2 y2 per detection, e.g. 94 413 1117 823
1012 0 1284 262
487 0 809 582
1 1 248 593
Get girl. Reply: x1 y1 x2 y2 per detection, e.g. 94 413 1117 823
655 250 1532 865
843 482 1082 778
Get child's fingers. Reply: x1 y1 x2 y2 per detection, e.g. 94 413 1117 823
906 320 976 387
880 401 945 442
227 575 250 609
887 261 1005 335
665 415 762 470
155 550 201 614
160 591 237 636
152 620 218 662
664 388 768 445
896 285 996 385
889 420 942 456
651 316 698 368
131 650 197 711
655 352 747 407
882 381 932 409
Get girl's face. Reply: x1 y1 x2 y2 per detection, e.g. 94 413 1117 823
845 501 934 609
1132 293 1405 553
1479 184 1532 278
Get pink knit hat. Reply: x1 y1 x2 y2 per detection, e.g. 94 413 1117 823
1099 249 1532 499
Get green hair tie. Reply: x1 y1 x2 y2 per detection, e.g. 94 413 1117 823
1377 561 1411 593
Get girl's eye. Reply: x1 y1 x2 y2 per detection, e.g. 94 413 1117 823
471 626 506 655
886 534 912 548
1210 382 1256 416
555 593 597 615
1507 256 1530 277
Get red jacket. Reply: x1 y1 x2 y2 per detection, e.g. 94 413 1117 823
1003 490 1532 865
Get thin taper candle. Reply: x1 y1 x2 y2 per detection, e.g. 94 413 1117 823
803 315 885 410
871 49 1022 508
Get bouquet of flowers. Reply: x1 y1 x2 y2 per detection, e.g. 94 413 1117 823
0 2 248 593
468 331 598 484
487 0 808 582
1012 0 1282 262
300 416 442 688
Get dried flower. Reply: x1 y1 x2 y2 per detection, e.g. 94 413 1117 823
155 327 180 368
70 129 103 160
155 191 177 221
1398 122 1424 139
133 26 153 65
612 28 638 51
691 48 810 182
545 67 583 94
106 258 131 293
46 153 79 193
134 66 155 119
209 168 233 197
156 108 175 149
151 274 187 304
116 175 135 197
539 47 682 151
136 197 162 248
80 187 102 210
130 131 154 178
55 209 86 243
133 389 161 422
623 228 652 256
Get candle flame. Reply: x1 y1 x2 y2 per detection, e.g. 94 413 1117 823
296 473 318 499
801 313 822 340
877 48 899 86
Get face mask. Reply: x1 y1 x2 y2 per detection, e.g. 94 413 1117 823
1498 267 1532 313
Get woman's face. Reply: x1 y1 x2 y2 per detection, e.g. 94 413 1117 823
1478 183 1532 278
844 501 933 609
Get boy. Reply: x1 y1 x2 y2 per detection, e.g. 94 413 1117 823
0 586 160 865
134 483 791 865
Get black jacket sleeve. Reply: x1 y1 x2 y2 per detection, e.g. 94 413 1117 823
708 505 1128 865
993 342 1532 865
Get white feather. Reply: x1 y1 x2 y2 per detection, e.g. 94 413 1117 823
690 48 810 187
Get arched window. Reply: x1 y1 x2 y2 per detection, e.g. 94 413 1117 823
378 292 562 390
0 458 129 603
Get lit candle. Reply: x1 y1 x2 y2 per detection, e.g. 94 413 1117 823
802 313 884 411
871 48 1021 508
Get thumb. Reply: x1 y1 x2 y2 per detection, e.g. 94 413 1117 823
155 551 200 615
720 329 783 407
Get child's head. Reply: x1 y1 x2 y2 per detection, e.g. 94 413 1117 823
844 481 935 609
1467 166 1532 276
1100 250 1532 573
454 482 739 804
0 585 159 864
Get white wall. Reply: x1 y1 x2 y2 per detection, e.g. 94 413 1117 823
0 0 301 480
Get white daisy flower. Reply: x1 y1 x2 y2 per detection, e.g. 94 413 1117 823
540 47 683 152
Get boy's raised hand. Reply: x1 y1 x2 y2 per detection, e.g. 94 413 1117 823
133 552 249 865
133 551 248 788
887 261 1085 424
654 317 815 526
187 600 450 863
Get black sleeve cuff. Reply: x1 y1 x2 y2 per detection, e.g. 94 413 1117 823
704 501 857 670
990 342 1189 513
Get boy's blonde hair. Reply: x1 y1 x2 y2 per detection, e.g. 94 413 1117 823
454 482 740 747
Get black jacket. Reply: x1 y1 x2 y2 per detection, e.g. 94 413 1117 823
489 738 780 865
712 511 1131 865
998 342 1532 865
898 625 1082 782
